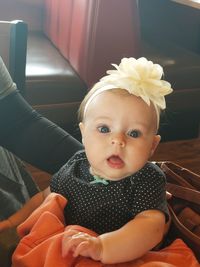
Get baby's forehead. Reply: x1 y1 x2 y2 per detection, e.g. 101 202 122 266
87 89 153 113
92 89 136 102
87 90 156 119
91 89 151 109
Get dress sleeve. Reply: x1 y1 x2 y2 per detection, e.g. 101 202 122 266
131 163 169 221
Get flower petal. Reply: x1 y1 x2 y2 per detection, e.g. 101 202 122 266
91 57 173 110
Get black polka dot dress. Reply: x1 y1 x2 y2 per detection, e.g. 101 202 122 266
50 150 169 234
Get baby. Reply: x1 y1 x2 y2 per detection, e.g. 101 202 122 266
1 57 173 264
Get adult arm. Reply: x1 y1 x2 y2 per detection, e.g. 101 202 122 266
0 56 83 174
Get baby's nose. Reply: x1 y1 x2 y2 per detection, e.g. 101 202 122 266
111 134 125 147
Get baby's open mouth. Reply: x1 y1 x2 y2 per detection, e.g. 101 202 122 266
107 155 124 169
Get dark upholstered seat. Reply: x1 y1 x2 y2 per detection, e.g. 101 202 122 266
142 40 200 141
24 32 88 134
139 0 200 141
143 40 200 90
25 32 87 106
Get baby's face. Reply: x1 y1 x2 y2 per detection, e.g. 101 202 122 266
79 90 160 181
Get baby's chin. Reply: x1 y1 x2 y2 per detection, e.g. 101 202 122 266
91 165 141 181
101 171 135 181
102 165 146 180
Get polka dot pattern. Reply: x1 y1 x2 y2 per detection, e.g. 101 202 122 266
50 151 168 234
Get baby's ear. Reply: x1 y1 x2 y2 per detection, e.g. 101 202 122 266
150 135 161 156
79 122 85 145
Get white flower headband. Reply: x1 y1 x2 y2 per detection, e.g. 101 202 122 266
84 57 173 123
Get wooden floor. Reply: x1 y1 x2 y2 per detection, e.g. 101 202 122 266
28 138 200 190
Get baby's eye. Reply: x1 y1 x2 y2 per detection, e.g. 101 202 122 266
128 129 141 138
97 125 110 133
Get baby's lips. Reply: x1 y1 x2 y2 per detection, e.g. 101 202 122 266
107 155 124 168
